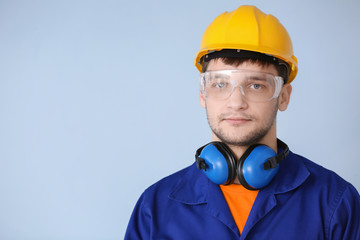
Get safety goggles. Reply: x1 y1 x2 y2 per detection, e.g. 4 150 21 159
199 70 284 102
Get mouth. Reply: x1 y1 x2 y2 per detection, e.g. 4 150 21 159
223 116 252 125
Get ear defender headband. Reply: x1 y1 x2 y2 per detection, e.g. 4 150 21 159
195 139 289 190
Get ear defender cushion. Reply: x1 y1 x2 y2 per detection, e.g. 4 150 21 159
198 142 237 185
238 145 279 190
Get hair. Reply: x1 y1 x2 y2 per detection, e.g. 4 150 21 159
202 57 289 83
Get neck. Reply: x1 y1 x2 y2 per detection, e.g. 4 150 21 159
211 124 278 162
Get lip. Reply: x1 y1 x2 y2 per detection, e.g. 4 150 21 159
224 117 251 125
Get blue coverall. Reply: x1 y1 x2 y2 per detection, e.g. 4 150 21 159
125 151 360 239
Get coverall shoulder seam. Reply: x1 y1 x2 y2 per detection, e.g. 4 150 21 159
325 180 348 240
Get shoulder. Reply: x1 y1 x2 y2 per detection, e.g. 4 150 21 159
291 152 351 189
146 164 194 192
141 163 196 203
295 155 360 239
124 164 199 240
289 152 360 212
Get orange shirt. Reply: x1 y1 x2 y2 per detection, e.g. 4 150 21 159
219 184 259 234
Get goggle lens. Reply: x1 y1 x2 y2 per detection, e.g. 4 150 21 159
200 70 283 102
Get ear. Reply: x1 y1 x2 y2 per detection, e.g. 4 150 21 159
199 90 206 108
278 84 292 111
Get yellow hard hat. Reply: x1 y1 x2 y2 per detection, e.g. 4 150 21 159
194 5 298 83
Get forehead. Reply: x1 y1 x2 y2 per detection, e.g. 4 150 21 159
207 59 278 75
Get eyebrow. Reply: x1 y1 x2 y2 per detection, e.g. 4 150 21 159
213 73 230 79
247 74 267 81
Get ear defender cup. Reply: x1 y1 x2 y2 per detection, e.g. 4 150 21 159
195 142 237 185
237 145 278 190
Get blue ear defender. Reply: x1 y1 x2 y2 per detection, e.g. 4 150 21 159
195 139 289 190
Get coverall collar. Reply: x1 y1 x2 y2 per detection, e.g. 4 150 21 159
169 151 309 203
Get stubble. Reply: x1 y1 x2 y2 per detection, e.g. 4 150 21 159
206 103 278 147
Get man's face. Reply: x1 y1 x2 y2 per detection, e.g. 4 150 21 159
200 59 291 147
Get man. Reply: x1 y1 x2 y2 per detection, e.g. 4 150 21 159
125 5 360 239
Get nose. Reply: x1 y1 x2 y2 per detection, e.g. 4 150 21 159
227 85 248 110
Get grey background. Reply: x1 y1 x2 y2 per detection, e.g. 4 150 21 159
0 0 359 239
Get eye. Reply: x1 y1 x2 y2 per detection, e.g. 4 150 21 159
216 82 227 88
210 80 228 89
251 83 262 90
